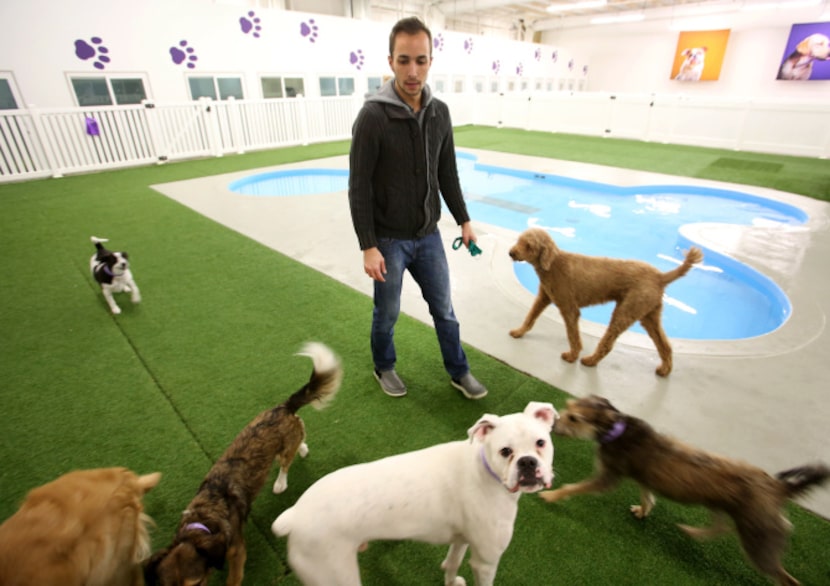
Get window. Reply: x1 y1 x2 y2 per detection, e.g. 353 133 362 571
367 76 383 94
110 78 146 105
337 77 354 96
189 78 216 100
261 76 305 98
261 77 284 98
187 76 244 100
285 77 304 97
0 77 20 110
319 76 355 97
218 78 243 100
69 75 148 107
319 77 336 97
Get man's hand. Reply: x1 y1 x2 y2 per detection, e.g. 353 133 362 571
363 247 386 282
460 222 478 249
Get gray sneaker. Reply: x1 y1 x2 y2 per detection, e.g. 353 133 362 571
374 369 407 397
451 373 488 400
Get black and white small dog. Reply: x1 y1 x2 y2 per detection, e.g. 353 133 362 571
90 236 141 315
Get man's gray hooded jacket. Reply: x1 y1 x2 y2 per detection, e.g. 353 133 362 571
348 80 470 251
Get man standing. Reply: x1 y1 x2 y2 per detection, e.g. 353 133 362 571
348 16 488 400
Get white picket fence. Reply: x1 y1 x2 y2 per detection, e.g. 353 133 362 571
441 92 830 160
0 95 362 183
1 92 828 184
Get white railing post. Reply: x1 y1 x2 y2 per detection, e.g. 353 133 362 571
201 97 223 158
26 104 63 178
141 99 168 164
297 94 309 146
227 96 245 155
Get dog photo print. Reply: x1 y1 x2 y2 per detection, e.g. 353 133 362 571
776 22 830 80
671 29 730 81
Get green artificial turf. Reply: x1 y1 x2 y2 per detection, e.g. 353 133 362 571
1 127 828 585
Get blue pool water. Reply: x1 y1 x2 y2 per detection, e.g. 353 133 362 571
229 153 808 341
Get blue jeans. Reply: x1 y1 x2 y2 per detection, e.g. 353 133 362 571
371 229 469 379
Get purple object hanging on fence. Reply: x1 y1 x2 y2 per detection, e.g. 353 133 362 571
85 116 100 136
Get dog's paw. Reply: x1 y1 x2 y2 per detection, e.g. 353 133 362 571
111 306 122 315
630 505 648 519
561 351 579 363
580 355 599 367
272 475 288 494
655 363 671 377
298 442 309 458
508 328 525 338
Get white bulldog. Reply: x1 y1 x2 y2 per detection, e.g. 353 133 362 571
272 401 557 586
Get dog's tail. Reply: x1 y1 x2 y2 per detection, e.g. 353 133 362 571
272 506 295 537
776 463 830 499
660 247 703 285
284 342 343 414
90 235 109 252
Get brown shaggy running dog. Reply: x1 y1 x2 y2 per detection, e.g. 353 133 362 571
508 228 703 376
540 395 830 586
0 467 161 586
144 342 343 586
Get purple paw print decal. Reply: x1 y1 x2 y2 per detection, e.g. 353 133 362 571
568 58 574 71
464 38 474 54
534 48 541 61
350 50 364 70
74 37 110 70
583 65 589 76
240 11 261 38
492 60 501 74
300 19 318 43
551 50 558 63
516 63 524 76
434 33 444 51
170 40 198 69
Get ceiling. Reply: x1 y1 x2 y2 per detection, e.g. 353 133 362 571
364 0 828 35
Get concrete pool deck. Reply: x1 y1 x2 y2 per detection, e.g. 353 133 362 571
152 148 830 519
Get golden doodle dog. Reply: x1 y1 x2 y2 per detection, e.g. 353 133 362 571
144 342 343 586
508 228 702 376
540 395 830 586
0 467 161 586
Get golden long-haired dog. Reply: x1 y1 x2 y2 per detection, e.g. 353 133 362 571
508 228 703 376
0 467 161 586
540 395 830 585
144 342 343 586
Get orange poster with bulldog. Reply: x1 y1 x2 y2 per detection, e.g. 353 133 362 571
671 29 731 82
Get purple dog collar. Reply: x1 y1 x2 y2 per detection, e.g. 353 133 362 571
600 420 626 444
184 522 211 534
480 447 503 484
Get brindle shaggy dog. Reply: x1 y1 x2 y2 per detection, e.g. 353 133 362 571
0 467 161 586
508 228 703 376
144 342 343 586
540 395 830 586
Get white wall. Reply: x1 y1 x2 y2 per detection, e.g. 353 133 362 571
0 0 570 108
541 5 830 99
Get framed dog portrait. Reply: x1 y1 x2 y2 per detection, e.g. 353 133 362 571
670 29 731 82
776 22 830 81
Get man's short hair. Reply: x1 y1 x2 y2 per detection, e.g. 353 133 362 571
389 17 432 57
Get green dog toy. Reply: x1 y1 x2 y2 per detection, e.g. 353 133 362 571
452 237 483 257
